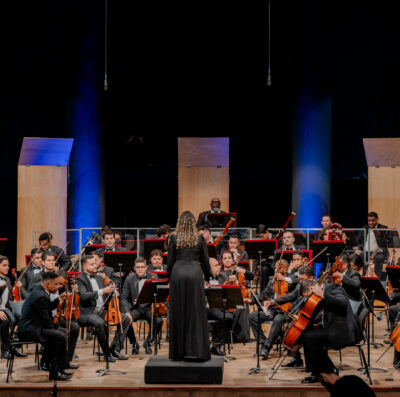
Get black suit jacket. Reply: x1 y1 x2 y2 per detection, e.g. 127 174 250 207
147 264 167 272
121 273 156 313
20 265 44 298
76 273 106 323
18 284 59 341
357 223 391 252
50 245 72 271
98 245 126 256
0 275 13 309
341 267 362 301
321 283 362 349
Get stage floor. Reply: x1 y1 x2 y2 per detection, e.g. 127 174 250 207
1 317 400 396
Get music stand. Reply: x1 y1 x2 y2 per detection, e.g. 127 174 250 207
96 288 126 377
245 239 277 291
274 250 312 263
136 279 169 356
104 251 137 274
85 244 105 255
312 241 346 263
206 285 243 362
143 239 167 260
342 230 359 248
386 266 400 290
207 244 218 259
361 276 389 358
206 212 237 228
0 238 7 255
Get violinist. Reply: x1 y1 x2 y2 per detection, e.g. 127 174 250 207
76 254 130 361
330 255 362 305
227 235 249 262
18 272 72 381
206 258 233 356
198 226 214 244
0 255 27 359
300 280 361 384
29 251 56 290
219 250 253 283
17 248 43 298
287 251 307 288
349 253 364 276
157 224 172 239
120 257 163 355
93 250 115 279
279 231 305 251
147 249 167 272
249 265 315 365
39 232 72 271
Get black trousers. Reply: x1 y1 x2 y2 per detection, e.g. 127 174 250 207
303 328 335 374
207 308 233 345
0 318 10 352
79 312 131 354
40 328 67 372
57 319 80 364
123 306 163 346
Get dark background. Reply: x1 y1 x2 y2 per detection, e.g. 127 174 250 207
2 1 400 261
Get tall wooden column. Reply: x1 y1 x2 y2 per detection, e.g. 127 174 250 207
178 138 229 220
363 138 400 228
17 138 73 268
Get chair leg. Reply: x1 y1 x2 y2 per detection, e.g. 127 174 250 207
36 344 40 370
6 349 15 383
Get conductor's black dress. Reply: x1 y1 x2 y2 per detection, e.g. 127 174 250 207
167 234 212 361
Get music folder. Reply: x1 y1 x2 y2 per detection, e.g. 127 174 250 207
136 279 169 305
205 285 244 310
206 212 237 228
360 276 389 303
312 241 346 263
244 239 277 260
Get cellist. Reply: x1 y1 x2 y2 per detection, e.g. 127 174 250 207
300 279 361 383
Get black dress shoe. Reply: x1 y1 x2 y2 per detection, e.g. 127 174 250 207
332 366 339 375
132 343 139 355
49 371 72 381
105 354 116 363
144 345 152 355
111 350 129 360
14 348 28 357
210 345 225 356
61 369 74 376
65 362 79 369
259 347 270 360
282 358 304 368
40 361 50 371
301 374 319 384
1 351 11 359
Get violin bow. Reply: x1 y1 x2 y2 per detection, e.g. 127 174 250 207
54 241 70 267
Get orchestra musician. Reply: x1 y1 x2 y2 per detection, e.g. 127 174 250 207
249 264 315 366
18 272 72 380
0 255 27 359
255 224 274 239
76 254 131 361
38 232 72 271
349 253 365 276
227 235 249 262
147 249 167 272
157 224 172 239
196 197 226 228
206 258 233 356
16 248 43 299
355 211 392 280
286 251 307 289
330 254 362 312
300 280 361 383
120 256 163 355
198 225 214 244
98 231 126 254
92 249 115 279
219 250 253 283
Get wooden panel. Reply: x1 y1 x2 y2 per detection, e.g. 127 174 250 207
368 166 400 228
178 137 229 167
178 166 229 221
363 138 400 167
17 165 67 269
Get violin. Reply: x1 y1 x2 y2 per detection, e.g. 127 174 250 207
103 275 123 326
150 275 168 316
330 257 343 284
273 262 291 311
366 250 378 278
53 275 80 326
11 268 21 301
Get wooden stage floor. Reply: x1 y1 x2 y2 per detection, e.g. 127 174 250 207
1 318 400 397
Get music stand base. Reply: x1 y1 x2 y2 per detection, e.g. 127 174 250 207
359 366 387 374
96 368 127 377
248 367 270 375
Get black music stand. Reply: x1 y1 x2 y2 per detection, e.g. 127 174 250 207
85 244 105 255
0 238 7 255
206 212 237 228
96 288 127 377
207 244 218 259
386 266 400 290
361 277 389 371
104 251 137 274
245 239 277 291
312 241 346 264
143 239 167 260
136 279 169 356
206 285 243 363
274 250 312 263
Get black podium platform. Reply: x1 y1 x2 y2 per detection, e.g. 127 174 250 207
144 356 224 384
